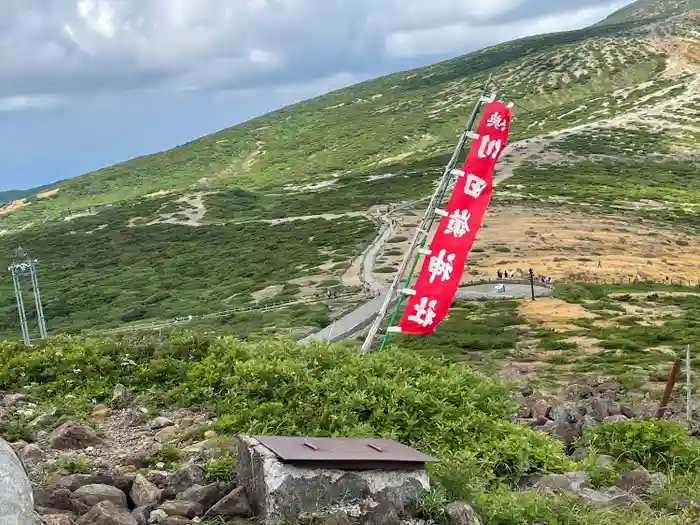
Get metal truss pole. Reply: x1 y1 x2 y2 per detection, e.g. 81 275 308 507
11 270 30 346
360 76 494 352
29 263 47 339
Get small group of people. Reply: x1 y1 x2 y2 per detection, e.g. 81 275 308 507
496 268 553 284
496 269 519 279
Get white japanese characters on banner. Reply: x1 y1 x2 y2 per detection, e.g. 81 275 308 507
398 101 512 335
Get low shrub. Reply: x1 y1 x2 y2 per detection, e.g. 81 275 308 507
0 334 570 487
581 419 700 472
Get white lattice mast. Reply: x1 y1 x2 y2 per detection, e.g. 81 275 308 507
9 246 48 345
361 77 495 352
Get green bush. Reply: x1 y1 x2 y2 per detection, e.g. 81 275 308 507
0 334 569 487
581 419 700 471
204 456 237 483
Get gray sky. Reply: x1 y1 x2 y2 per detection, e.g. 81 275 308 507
0 0 632 189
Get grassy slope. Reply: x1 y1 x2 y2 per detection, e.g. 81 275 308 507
0 19 657 225
599 0 700 25
2 10 700 338
0 183 53 204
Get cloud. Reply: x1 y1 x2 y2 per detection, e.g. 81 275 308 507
0 95 63 112
384 1 632 58
0 0 635 108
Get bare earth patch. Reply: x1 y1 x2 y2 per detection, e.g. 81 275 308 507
0 198 26 215
251 285 284 303
519 298 598 324
36 189 60 199
563 336 604 354
376 203 700 285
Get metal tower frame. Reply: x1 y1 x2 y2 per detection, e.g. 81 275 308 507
8 246 47 345
361 76 495 352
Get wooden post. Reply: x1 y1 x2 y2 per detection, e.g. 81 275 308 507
657 358 682 418
687 344 692 424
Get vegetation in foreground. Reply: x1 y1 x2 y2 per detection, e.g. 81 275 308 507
2 334 700 524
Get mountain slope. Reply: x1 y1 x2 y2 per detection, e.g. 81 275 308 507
0 17 671 225
599 0 700 25
0 184 53 205
2 4 700 338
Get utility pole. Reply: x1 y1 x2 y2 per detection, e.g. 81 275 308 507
8 246 48 346
529 268 536 301
361 76 494 352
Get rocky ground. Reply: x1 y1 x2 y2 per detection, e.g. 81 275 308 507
1 378 696 525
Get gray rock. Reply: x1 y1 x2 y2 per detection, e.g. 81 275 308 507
150 417 174 430
130 474 163 507
588 397 612 422
33 486 72 511
58 474 115 492
361 502 401 525
616 467 652 494
50 422 100 451
576 488 612 506
158 500 203 518
445 501 482 525
2 393 27 407
42 516 76 525
594 381 621 397
603 414 628 423
147 509 168 523
620 403 653 419
159 518 192 525
169 464 205 494
650 472 668 490
551 403 584 447
131 506 154 525
320 514 353 525
530 399 552 420
111 384 133 409
121 451 150 469
75 501 138 525
203 487 252 519
71 484 128 515
19 443 43 464
176 483 231 512
29 413 54 430
566 384 594 399
146 471 171 488
154 427 179 444
534 472 590 494
117 409 148 429
582 415 598 430
603 487 651 510
595 455 614 467
571 447 589 461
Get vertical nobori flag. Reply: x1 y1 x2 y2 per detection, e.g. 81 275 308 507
395 101 512 335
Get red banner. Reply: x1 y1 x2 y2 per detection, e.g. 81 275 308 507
396 101 512 334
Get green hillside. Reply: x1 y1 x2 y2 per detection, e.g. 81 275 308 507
0 183 53 204
1 1 700 339
599 0 700 25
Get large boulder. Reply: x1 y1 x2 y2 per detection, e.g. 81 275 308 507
0 438 36 525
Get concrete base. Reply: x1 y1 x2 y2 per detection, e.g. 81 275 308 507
237 436 429 525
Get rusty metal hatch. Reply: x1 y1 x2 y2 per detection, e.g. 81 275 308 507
254 436 438 471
